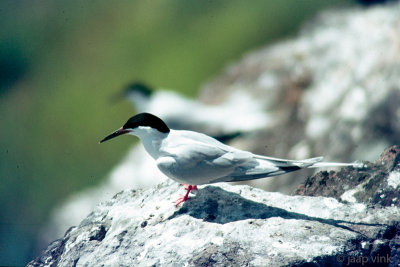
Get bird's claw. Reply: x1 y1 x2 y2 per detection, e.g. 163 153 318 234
175 195 188 206
174 184 197 206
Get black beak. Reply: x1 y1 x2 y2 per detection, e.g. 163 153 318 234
99 127 129 143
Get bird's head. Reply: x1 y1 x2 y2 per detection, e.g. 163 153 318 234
123 82 153 109
110 82 153 108
100 113 170 143
124 82 153 98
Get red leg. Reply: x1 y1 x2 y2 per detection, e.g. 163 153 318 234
175 184 198 206
182 184 197 191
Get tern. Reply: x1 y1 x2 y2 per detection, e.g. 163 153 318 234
100 113 361 205
116 82 268 133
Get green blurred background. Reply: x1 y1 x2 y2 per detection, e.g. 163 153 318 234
0 1 351 265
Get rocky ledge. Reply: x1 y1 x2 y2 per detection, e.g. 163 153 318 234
296 146 400 207
29 146 400 266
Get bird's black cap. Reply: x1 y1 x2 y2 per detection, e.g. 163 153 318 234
110 82 153 104
123 113 170 133
100 113 170 143
124 82 153 97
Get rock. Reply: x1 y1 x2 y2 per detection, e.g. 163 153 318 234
29 171 399 266
294 145 400 266
295 145 400 207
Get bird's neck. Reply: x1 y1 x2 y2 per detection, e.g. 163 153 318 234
133 127 168 159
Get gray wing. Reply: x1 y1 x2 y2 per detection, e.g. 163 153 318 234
156 141 255 185
156 130 319 185
219 155 324 183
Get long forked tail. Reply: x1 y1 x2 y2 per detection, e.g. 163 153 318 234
226 155 363 183
254 155 323 168
308 161 365 168
254 155 364 169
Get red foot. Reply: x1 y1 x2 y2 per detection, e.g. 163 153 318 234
175 184 198 206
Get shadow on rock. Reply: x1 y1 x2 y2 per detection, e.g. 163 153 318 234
168 185 383 236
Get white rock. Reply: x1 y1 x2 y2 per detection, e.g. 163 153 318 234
29 181 400 267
